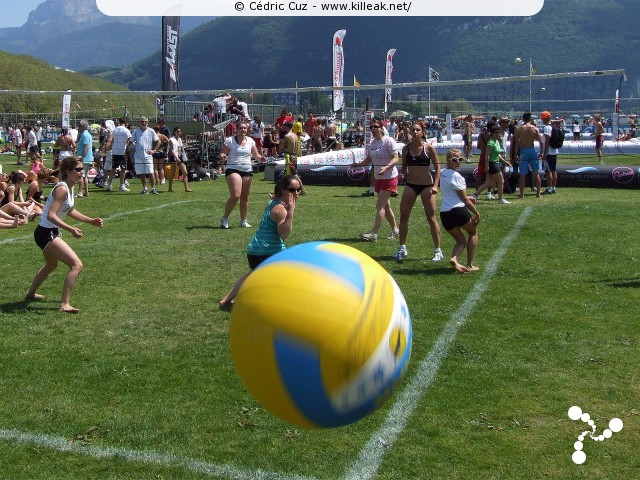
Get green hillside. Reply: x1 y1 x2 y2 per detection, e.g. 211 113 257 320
0 51 130 115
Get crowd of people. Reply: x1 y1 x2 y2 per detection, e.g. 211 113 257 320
5 106 636 313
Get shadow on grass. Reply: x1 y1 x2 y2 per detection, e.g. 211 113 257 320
0 299 55 314
185 225 218 231
594 277 640 288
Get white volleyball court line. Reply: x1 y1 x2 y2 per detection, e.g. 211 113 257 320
0 429 315 480
345 206 532 480
0 201 194 246
1 206 531 480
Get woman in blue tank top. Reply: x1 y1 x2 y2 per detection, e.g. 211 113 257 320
219 174 303 309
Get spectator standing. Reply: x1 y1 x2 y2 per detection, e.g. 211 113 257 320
167 126 193 193
54 127 76 168
249 115 265 153
13 124 24 165
105 117 131 192
592 114 605 164
75 119 93 197
513 112 542 198
130 116 161 195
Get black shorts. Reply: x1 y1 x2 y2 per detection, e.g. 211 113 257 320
247 253 274 270
225 168 253 178
440 206 471 231
111 154 126 169
488 162 501 175
545 155 557 172
29 145 39 153
34 225 60 250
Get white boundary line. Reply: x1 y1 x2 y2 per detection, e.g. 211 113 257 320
345 206 532 479
0 429 316 480
0 201 194 246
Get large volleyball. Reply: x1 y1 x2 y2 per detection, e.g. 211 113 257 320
229 241 412 428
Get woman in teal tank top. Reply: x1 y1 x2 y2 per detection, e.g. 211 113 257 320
219 174 303 308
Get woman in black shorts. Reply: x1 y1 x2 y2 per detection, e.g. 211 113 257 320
439 149 481 273
25 156 104 313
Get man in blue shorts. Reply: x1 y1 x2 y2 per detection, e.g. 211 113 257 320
514 112 542 198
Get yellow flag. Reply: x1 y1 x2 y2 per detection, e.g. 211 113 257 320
354 75 360 87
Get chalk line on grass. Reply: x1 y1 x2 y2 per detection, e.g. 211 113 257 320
0 201 194 246
0 428 316 480
345 206 532 480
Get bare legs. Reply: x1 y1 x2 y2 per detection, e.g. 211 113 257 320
370 190 397 235
446 220 479 273
223 173 252 222
167 162 192 192
26 237 84 313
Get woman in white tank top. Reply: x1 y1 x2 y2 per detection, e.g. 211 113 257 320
25 156 104 314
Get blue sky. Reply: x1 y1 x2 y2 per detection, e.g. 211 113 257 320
0 0 46 28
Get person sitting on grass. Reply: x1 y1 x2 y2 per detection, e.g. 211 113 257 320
0 207 27 228
439 149 481 274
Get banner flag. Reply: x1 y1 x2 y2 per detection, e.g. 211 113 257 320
332 29 346 112
162 16 180 95
385 48 396 112
429 66 440 82
62 94 71 129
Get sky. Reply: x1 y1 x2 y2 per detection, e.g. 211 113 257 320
0 0 46 28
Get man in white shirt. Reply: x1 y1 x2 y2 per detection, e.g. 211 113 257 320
130 116 160 195
13 124 24 165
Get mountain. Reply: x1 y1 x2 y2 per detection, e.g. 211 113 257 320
94 0 640 97
0 0 213 70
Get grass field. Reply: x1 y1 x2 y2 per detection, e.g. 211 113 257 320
1 154 639 479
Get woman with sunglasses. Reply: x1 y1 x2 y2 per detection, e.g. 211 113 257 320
353 117 399 242
394 122 443 262
439 149 480 273
25 156 104 313
219 174 302 308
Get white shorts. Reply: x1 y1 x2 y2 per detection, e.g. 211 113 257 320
103 151 113 171
82 163 92 178
134 157 154 175
59 150 73 161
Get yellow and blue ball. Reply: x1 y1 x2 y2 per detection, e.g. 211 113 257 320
229 241 412 428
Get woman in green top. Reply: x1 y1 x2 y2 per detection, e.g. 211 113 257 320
473 126 511 204
219 174 303 309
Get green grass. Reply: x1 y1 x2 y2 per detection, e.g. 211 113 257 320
0 159 639 479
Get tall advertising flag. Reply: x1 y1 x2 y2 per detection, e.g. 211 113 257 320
62 93 71 129
332 29 346 112
385 49 396 113
162 16 180 95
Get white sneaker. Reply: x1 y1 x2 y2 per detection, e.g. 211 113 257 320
124 180 130 188
393 245 408 262
486 193 495 200
360 232 378 242
432 248 444 262
119 184 130 192
498 198 511 204
240 220 252 228
387 229 399 240
220 216 229 229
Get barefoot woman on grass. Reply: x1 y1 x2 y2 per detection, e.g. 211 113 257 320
439 149 480 273
25 156 104 313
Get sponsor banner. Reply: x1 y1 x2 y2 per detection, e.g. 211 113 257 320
162 16 180 93
332 29 346 112
384 48 396 112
